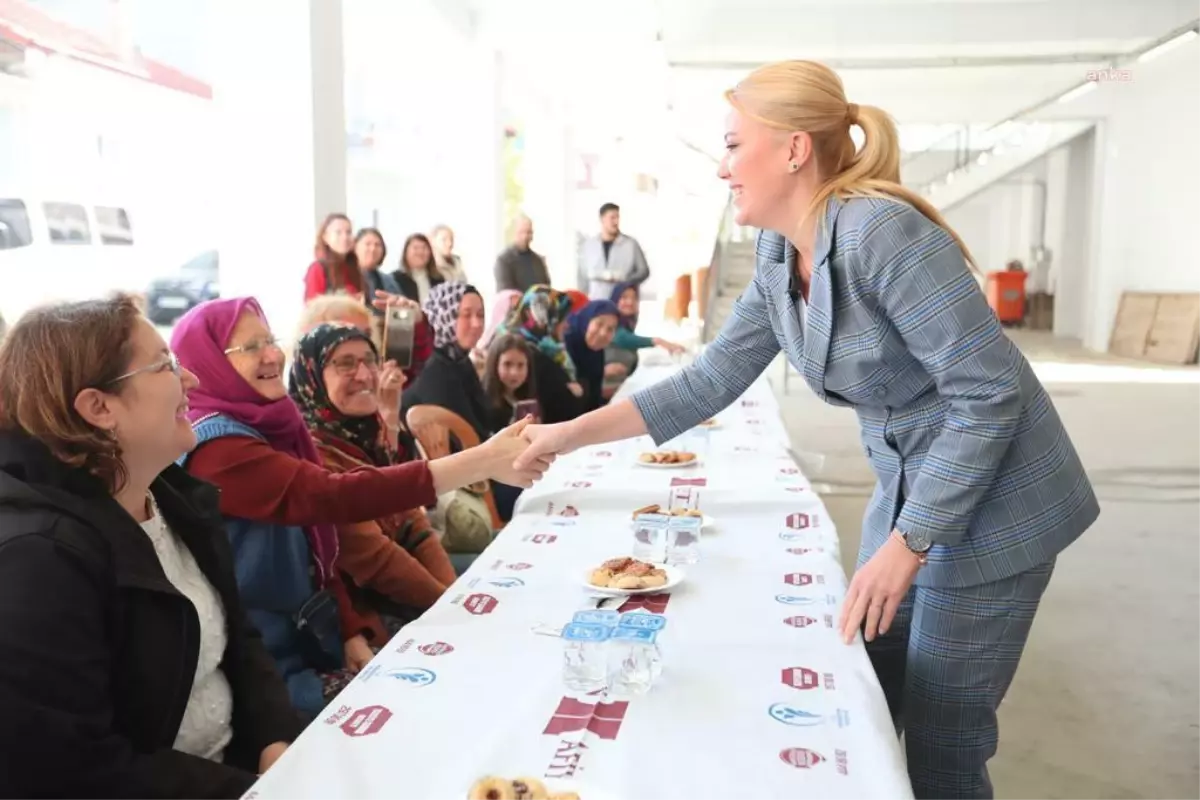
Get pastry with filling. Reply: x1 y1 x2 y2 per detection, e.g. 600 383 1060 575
588 557 669 590
638 450 697 465
512 777 548 800
631 503 702 519
468 777 516 800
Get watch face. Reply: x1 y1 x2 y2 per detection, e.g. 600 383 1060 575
905 531 932 553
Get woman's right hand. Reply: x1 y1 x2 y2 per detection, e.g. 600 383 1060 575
483 417 555 488
513 421 577 471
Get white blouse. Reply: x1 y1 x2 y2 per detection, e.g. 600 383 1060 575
141 500 234 762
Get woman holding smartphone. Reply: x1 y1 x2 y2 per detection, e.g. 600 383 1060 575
482 333 539 433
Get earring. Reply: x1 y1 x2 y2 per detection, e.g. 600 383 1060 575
788 161 800 173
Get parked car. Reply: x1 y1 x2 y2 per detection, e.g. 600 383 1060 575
145 249 219 324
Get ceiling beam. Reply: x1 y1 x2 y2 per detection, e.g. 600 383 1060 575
669 52 1125 71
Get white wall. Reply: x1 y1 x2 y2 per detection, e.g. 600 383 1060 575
1033 37 1200 352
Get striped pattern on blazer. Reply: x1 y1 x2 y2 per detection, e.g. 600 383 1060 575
631 195 1098 588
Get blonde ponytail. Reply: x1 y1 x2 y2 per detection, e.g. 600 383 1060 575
727 60 977 271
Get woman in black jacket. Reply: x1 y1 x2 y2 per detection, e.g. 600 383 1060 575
0 295 304 799
391 232 445 305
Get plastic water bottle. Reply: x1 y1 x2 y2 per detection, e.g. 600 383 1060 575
607 627 662 697
561 622 610 692
632 513 668 562
573 609 620 627
666 516 702 565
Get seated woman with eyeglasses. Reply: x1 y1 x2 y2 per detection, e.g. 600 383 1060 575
291 323 457 638
0 296 304 798
171 298 547 719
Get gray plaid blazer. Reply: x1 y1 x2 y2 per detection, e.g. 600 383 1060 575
631 196 1098 588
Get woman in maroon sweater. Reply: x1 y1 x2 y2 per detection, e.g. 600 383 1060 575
171 297 546 714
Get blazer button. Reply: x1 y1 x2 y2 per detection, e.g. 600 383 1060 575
872 386 887 400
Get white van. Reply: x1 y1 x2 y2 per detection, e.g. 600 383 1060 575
0 193 166 327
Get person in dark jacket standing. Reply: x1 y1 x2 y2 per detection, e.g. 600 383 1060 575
0 295 304 799
494 215 551 293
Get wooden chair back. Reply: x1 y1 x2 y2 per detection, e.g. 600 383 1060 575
405 404 503 530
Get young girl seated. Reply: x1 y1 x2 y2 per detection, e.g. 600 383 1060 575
482 334 539 434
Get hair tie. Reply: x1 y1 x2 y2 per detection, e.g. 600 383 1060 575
846 102 859 125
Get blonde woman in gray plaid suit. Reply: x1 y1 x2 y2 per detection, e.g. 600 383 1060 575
517 59 1099 799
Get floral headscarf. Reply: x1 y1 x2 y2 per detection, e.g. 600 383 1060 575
499 284 576 380
423 281 480 359
288 323 395 467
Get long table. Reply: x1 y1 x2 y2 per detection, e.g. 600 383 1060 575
245 362 912 800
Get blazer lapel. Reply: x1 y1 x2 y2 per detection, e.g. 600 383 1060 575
801 199 844 400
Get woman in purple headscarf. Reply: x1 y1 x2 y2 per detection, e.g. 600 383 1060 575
171 297 547 718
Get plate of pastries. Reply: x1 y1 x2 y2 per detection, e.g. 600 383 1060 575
468 776 579 800
636 450 698 468
585 556 685 595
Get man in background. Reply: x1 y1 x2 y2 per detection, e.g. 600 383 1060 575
494 215 551 293
579 202 649 299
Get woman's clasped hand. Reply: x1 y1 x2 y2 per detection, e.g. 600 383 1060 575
487 416 555 488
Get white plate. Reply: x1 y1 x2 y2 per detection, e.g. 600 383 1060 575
629 514 715 531
581 561 686 596
635 456 701 469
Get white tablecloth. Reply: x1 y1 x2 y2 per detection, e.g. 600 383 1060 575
245 364 912 800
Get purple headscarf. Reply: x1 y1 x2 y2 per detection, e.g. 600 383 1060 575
171 297 337 582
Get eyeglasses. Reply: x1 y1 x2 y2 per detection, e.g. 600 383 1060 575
327 353 380 375
224 337 282 357
107 353 182 386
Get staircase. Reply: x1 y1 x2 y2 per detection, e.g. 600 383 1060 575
912 120 1095 212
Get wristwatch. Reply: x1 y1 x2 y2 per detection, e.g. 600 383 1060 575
893 527 931 566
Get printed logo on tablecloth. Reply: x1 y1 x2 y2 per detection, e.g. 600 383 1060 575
669 477 707 487
565 481 592 489
741 400 760 407
775 594 816 605
594 450 613 458
780 466 800 475
784 486 809 493
779 748 849 774
784 615 836 629
545 502 581 517
786 547 821 556
785 512 820 529
734 445 759 453
522 533 559 544
584 463 605 473
418 642 455 656
619 593 671 614
357 665 438 687
544 740 590 780
746 418 762 425
487 577 526 589
508 562 533 571
451 593 499 615
768 704 851 728
393 638 416 654
543 697 630 740
324 704 394 737
782 666 837 691
784 573 825 586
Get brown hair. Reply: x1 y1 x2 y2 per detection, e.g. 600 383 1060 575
0 295 143 491
399 233 444 283
726 60 976 270
314 213 365 296
483 333 536 410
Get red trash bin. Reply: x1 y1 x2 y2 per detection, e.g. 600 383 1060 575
985 271 1027 324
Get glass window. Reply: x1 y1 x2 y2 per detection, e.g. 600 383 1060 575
0 199 33 250
95 206 134 245
44 202 91 245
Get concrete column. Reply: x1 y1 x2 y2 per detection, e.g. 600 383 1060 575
521 98 578 289
210 0 346 343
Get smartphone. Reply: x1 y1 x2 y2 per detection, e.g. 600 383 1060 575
512 398 541 423
383 307 416 369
